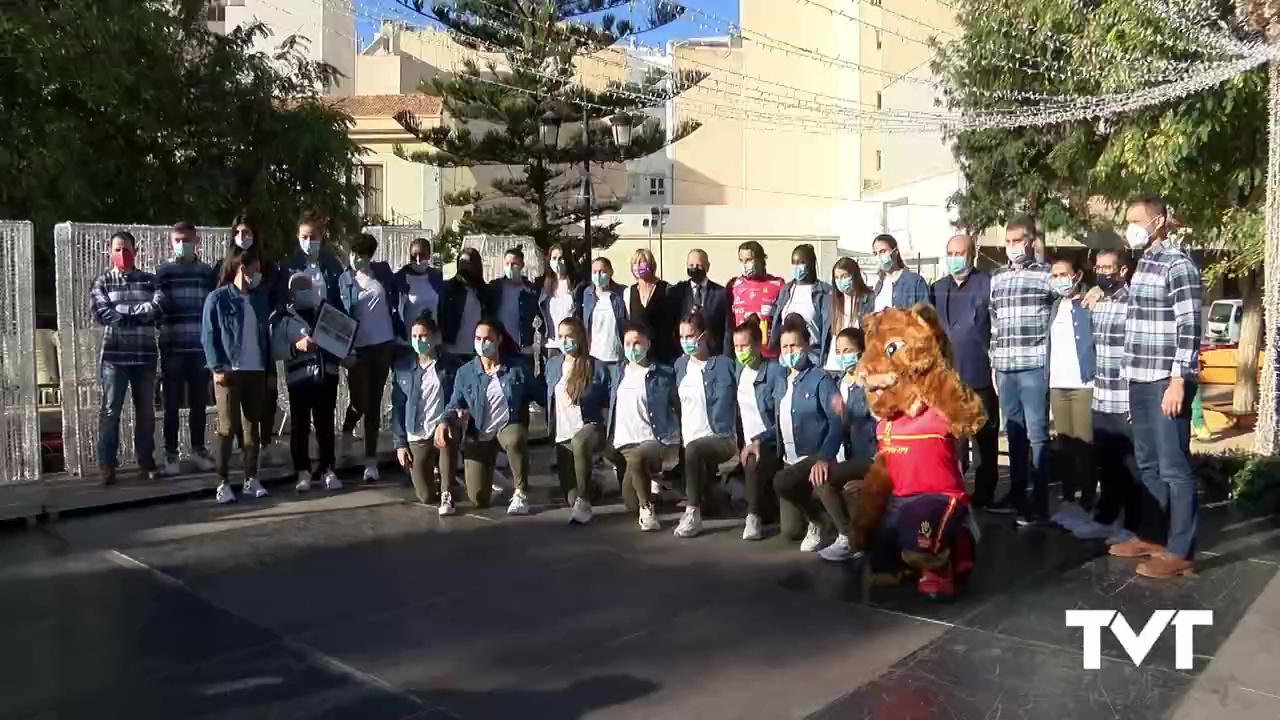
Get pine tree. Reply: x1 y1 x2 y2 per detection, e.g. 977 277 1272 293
394 0 704 263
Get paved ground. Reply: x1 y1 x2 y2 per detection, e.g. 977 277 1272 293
3 448 1280 720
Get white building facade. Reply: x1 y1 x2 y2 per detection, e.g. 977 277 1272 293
206 0 357 96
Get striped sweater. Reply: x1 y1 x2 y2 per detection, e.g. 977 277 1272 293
156 259 217 354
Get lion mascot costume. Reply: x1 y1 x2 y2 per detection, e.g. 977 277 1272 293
846 303 986 599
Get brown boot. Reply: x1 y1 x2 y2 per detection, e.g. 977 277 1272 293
99 465 117 487
1136 553 1194 578
1108 538 1164 558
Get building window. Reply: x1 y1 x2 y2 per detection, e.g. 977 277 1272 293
875 91 882 109
875 151 882 171
648 175 665 197
206 0 226 22
356 165 385 221
870 0 881 5
875 30 882 49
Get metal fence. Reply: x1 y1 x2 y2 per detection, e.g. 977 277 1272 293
462 234 545 278
54 223 231 477
0 221 40 483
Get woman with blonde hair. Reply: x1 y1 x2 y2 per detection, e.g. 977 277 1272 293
624 247 676 362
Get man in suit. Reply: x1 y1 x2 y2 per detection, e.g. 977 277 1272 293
929 233 999 508
669 248 730 356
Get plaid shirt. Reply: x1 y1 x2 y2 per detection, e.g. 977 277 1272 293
90 268 163 366
1123 244 1202 382
989 262 1055 372
1090 286 1130 414
156 258 217 354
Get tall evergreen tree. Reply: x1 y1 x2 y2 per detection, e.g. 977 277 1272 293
395 0 703 262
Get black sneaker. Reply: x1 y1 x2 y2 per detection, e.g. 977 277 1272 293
986 494 1021 515
99 465 117 487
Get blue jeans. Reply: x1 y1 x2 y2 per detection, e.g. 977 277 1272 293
1129 379 1197 558
161 352 210 457
97 362 157 469
996 367 1050 514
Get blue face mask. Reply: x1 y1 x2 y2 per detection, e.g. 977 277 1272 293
877 253 894 272
551 259 567 275
837 352 861 372
504 265 523 281
625 344 647 363
300 238 319 256
561 338 579 355
475 339 497 357
592 271 610 287
411 337 432 355
779 351 804 369
680 338 699 355
1051 277 1076 296
945 256 969 276
791 264 810 282
835 276 853 294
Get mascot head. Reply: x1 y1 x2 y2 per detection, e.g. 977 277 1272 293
856 303 985 436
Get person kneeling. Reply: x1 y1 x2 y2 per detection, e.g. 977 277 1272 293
545 317 613 525
391 315 461 515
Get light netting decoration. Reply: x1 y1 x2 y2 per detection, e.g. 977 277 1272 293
0 221 40 483
1257 63 1280 455
53 222 230 478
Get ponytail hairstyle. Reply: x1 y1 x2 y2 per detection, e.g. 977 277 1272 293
559 317 591 404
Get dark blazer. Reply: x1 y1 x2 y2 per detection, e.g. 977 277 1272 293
669 278 730 356
626 281 676 363
930 270 993 389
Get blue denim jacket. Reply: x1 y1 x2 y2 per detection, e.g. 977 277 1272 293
730 358 786 444
390 351 460 449
488 278 541 351
582 282 627 351
544 354 613 436
606 362 680 446
768 280 832 363
674 354 738 440
278 249 346 309
872 269 931 310
760 363 843 459
539 280 586 338
201 284 272 372
1048 293 1097 382
447 355 544 436
339 261 406 341
839 377 877 463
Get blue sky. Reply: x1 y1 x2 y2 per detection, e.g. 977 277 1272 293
355 0 740 47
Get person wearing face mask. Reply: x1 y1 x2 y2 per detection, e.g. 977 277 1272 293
440 247 494 361
988 215 1056 524
745 315 858 561
730 319 793 541
391 314 461 514
272 273 345 493
832 327 876 468
623 248 675 362
543 317 613 524
90 230 164 485
440 317 543 514
489 247 539 357
155 222 217 477
870 234 930 312
201 251 272 504
395 237 444 328
726 241 785 359
582 257 626 364
767 244 830 365
670 249 729 356
605 322 680 532
671 309 738 538
278 210 345 311
823 257 873 375
539 243 585 358
929 234 998 507
1045 257 1097 519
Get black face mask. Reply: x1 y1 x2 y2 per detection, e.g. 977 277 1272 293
687 267 707 282
458 259 480 283
1095 274 1122 294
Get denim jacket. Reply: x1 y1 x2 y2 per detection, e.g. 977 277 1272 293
730 358 786 444
768 280 833 363
581 281 627 351
488 278 541 351
606 362 680 446
544 354 613 436
539 280 586 339
1048 293 1097 382
839 376 877 463
201 284 272 373
674 354 738 440
270 304 343 388
339 261 406 341
278 249 345 310
439 278 495 346
872 269 931 310
760 363 843 460
447 355 544 436
390 351 460 450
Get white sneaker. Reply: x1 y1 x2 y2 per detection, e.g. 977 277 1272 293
161 459 181 477
243 477 268 498
215 481 236 504
638 503 661 532
363 463 379 483
295 470 312 492
184 448 216 472
507 489 530 515
491 483 508 498
438 490 457 516
818 534 854 562
742 512 764 541
569 497 593 524
674 506 703 538
650 479 662 497
323 471 343 491
800 522 823 552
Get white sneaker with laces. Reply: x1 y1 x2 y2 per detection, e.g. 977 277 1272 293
295 470 312 492
243 477 269 498
185 448 216 472
818 534 854 562
674 506 703 538
800 522 823 552
569 497 593 524
638 503 661 532
507 489 530 515
215 482 236 504
363 463 379 483
742 512 764 541
438 490 457 516
323 471 343 491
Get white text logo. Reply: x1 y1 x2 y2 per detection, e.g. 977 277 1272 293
1065 610 1213 669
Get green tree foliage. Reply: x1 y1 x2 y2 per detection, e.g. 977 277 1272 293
394 0 704 262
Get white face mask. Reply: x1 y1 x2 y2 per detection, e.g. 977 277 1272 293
1006 244 1025 263
1125 223 1151 249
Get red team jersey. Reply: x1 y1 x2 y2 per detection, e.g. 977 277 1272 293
876 407 967 499
728 274 786 358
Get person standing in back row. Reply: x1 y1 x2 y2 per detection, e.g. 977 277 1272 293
870 234 930 311
670 249 729 356
726 241 786 359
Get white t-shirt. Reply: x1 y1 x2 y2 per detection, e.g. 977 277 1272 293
612 363 656 447
403 272 438 326
554 359 586 443
783 284 816 330
353 274 395 348
589 292 621 362
1049 300 1090 389
234 294 264 371
780 374 807 465
834 374 858 462
498 282 524 350
447 288 482 355
678 358 714 446
407 360 445 442
737 364 768 443
477 372 510 440
874 271 898 312
544 282 575 350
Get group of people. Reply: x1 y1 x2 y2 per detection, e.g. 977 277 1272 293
89 191 1204 579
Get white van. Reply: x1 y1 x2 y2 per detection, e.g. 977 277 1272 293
1205 299 1243 346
